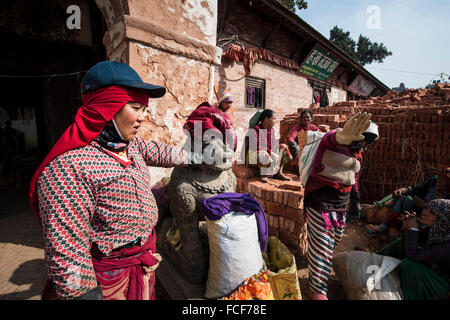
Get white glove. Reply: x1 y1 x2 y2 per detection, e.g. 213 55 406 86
335 112 371 145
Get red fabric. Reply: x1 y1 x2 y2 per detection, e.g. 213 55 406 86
183 102 237 150
92 232 159 300
223 45 299 76
41 231 159 300
252 124 273 154
286 123 319 144
29 85 149 222
306 131 362 196
243 124 274 161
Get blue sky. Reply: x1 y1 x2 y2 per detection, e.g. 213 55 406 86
296 0 450 89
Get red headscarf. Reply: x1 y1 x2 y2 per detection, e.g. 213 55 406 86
183 102 237 150
29 85 149 221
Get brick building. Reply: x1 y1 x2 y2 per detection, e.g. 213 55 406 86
1 0 390 186
1 0 221 186
215 0 390 156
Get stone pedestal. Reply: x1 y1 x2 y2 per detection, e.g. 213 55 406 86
155 257 206 300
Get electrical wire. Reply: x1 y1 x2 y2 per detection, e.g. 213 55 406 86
365 66 440 76
0 70 88 78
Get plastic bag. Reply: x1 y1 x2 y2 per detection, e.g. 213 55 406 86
333 251 403 300
299 130 326 186
204 211 264 299
262 236 302 300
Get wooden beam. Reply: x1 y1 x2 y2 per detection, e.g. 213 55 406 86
262 22 281 48
290 37 308 59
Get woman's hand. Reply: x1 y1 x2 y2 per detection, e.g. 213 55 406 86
392 188 406 198
335 112 372 145
400 211 419 230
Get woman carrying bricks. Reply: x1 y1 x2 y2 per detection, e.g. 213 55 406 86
286 110 319 158
29 61 190 300
243 109 293 182
303 112 379 300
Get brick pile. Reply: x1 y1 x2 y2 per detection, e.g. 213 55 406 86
279 83 450 203
232 163 307 253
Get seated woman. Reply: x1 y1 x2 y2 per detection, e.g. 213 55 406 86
367 167 450 234
243 109 293 182
286 110 319 158
375 199 450 300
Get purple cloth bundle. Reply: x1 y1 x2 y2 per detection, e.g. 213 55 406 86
201 192 268 252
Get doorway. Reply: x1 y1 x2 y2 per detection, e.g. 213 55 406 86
0 0 107 217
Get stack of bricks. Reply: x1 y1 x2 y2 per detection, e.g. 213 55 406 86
232 163 307 252
279 83 450 204
280 116 330 173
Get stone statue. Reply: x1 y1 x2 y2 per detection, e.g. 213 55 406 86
156 139 236 284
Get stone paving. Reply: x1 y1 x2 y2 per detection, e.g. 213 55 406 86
0 189 393 300
0 210 46 300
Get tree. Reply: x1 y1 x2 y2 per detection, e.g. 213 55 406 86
277 0 308 12
329 26 357 60
329 26 392 66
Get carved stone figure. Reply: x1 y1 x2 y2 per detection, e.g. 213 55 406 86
156 139 236 284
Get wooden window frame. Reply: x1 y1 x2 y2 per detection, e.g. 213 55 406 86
245 76 266 109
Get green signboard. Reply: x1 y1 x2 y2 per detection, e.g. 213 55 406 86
296 44 340 81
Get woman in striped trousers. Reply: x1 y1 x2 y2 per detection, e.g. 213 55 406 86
305 207 346 297
302 113 378 300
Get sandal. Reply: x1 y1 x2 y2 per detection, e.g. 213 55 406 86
274 173 291 181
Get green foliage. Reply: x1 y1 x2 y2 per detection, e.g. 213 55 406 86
329 26 357 60
329 26 392 66
277 0 308 12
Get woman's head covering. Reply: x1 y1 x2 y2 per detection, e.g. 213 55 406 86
349 121 379 151
29 61 165 221
81 61 166 97
362 121 379 143
427 199 450 245
249 109 274 128
218 92 233 105
183 102 237 151
249 110 263 127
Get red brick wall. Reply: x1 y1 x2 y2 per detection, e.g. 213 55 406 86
217 60 348 162
233 163 307 252
280 84 450 203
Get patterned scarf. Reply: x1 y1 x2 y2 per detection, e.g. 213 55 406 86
95 122 129 152
427 199 450 245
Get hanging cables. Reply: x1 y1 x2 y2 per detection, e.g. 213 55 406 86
0 70 88 79
365 66 439 76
